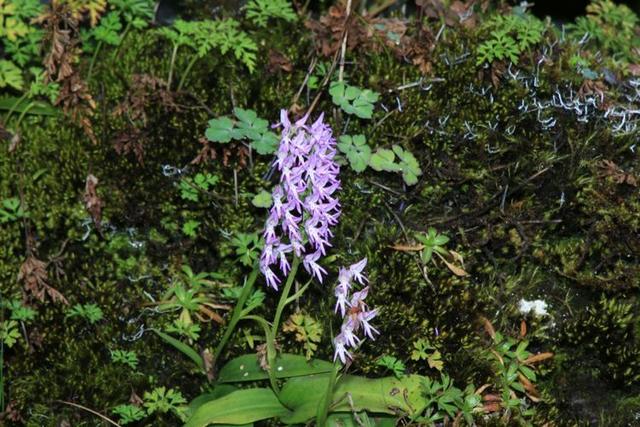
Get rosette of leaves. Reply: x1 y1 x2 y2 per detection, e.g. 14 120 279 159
329 81 379 119
337 134 371 173
66 303 104 324
246 0 297 27
282 312 323 360
206 108 279 155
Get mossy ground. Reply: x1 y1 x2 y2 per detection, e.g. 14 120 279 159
1 2 640 426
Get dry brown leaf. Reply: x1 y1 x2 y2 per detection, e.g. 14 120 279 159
389 243 425 252
520 319 527 338
83 174 103 233
19 256 68 304
479 315 496 340
524 352 554 365
442 257 469 276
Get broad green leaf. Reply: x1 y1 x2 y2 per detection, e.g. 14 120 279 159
151 329 205 372
279 374 424 424
185 388 290 427
217 353 334 383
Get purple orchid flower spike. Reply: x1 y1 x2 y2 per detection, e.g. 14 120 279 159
332 258 378 364
259 110 341 290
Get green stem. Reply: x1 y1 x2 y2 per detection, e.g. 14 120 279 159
177 55 199 92
272 257 301 336
212 266 260 364
266 257 301 396
112 22 131 59
15 102 35 129
87 41 103 82
242 315 280 393
167 43 180 89
5 92 29 125
316 362 341 426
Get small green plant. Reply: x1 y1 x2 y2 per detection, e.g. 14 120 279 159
0 197 27 223
166 317 201 341
246 0 296 27
411 338 443 371
112 404 146 425
377 355 406 378
415 228 450 264
415 374 481 425
0 320 20 347
179 173 219 202
229 232 263 266
568 0 640 65
205 108 279 155
143 386 187 419
282 311 323 360
110 349 138 369
476 13 545 65
3 300 36 322
182 219 200 238
66 303 104 324
329 81 379 119
337 134 371 173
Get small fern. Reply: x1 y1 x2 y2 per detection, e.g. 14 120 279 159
476 12 545 66
246 0 297 28
567 0 640 63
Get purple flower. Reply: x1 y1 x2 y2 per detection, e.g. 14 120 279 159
332 258 378 363
259 110 341 290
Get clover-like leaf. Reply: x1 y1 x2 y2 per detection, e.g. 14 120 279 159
329 81 379 119
337 134 371 173
251 131 279 155
234 108 268 140
369 148 402 172
205 117 236 143
392 145 422 185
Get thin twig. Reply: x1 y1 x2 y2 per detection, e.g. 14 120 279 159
290 57 318 111
338 0 353 83
56 400 121 427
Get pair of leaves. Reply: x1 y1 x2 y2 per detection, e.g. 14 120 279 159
206 108 279 154
187 355 426 426
369 145 422 185
329 82 379 119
